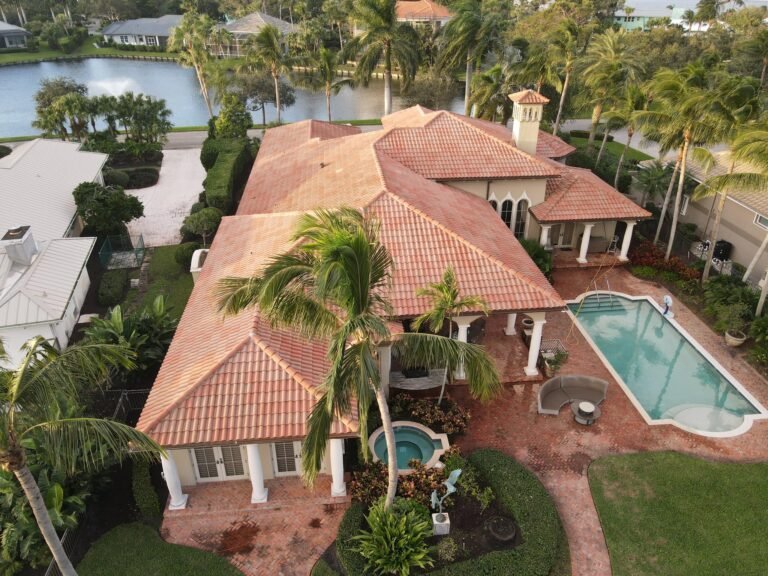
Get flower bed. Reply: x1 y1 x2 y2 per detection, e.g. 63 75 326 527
389 394 470 435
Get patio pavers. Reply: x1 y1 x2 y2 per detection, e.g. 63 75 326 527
453 267 768 576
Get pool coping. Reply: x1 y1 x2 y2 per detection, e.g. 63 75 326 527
368 420 450 474
567 291 768 438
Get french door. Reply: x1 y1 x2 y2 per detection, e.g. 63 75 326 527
192 446 248 482
272 441 302 477
551 222 575 247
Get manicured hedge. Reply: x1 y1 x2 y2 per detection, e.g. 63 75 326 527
310 558 339 576
126 167 160 189
336 503 368 576
174 242 201 270
569 129 614 142
104 169 131 188
131 461 161 524
98 269 129 307
200 138 254 213
429 449 565 576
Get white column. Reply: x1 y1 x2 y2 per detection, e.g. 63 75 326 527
504 313 517 336
524 312 546 376
618 220 637 262
246 444 268 503
330 439 347 496
161 454 189 510
577 223 595 264
378 344 392 400
453 315 482 380
539 225 551 247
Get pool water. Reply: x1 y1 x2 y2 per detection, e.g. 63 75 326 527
373 426 442 469
569 294 761 434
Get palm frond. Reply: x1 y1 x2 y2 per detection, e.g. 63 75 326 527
215 276 263 316
694 172 768 198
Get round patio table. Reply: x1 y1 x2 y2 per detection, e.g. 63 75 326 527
572 401 601 425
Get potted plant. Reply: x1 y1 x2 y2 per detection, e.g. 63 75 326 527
430 469 461 535
543 350 569 378
716 302 749 347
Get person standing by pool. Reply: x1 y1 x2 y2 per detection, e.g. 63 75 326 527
663 295 674 318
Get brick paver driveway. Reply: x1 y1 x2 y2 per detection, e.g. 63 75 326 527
453 267 768 576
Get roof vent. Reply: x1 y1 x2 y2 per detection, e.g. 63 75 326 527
0 226 38 266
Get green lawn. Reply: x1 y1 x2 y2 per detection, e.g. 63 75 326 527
589 452 768 576
0 42 172 65
569 137 653 162
123 245 194 320
78 523 243 576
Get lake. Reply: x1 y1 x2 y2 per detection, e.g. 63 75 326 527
0 58 464 137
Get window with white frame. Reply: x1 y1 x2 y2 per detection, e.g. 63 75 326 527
515 199 529 238
755 213 768 230
119 35 129 43
146 36 158 46
500 200 513 228
679 195 690 216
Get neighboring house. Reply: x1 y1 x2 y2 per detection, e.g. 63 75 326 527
396 0 453 29
682 151 768 284
0 21 30 49
614 5 715 32
137 90 649 510
102 15 182 48
0 140 107 366
211 12 295 57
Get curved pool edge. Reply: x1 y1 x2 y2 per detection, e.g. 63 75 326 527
368 420 450 474
567 290 768 438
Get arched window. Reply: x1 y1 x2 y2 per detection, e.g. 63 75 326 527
515 199 529 238
489 199 498 212
501 200 513 228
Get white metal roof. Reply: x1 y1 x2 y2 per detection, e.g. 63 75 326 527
0 237 95 328
0 139 107 242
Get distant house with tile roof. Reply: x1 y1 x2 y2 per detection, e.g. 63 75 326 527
138 91 650 511
396 0 453 28
0 140 106 367
209 12 296 57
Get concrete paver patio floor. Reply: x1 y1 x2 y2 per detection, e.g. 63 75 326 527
454 267 768 576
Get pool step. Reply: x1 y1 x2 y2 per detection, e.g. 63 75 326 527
573 298 628 314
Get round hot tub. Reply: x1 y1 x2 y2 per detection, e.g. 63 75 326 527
368 421 450 473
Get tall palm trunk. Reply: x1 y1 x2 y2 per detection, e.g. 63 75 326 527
437 319 453 406
14 465 77 576
665 139 690 261
338 23 343 49
595 128 611 165
464 49 473 117
587 101 603 151
195 65 213 118
552 69 571 136
383 42 392 116
273 72 282 123
374 387 398 509
614 128 633 190
0 6 6 22
743 231 768 282
326 85 332 122
702 160 736 283
654 158 680 244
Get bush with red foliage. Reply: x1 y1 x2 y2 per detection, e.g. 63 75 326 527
349 460 448 507
629 239 701 281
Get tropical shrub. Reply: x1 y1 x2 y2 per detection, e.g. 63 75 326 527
443 447 494 512
131 461 161 525
349 460 446 507
519 238 553 280
630 265 657 279
104 169 131 188
174 242 202 270
629 239 701 281
214 94 253 139
181 207 222 247
73 181 144 238
0 145 11 159
389 394 470 435
353 498 434 576
98 269 129 307
190 202 206 214
437 537 459 563
703 275 758 319
125 167 160 189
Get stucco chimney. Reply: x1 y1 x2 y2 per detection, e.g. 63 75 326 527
1 226 38 266
509 89 550 156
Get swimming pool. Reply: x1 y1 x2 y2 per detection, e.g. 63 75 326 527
368 421 450 472
568 293 766 436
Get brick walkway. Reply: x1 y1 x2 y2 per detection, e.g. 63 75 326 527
453 267 768 576
161 477 349 576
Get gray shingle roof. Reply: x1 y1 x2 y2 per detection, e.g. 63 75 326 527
0 21 30 35
102 15 182 37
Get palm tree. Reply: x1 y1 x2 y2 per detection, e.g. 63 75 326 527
347 0 421 116
635 160 672 208
692 74 761 282
411 267 488 405
682 9 696 32
602 84 648 188
0 338 161 576
550 18 583 136
215 209 501 508
469 62 516 124
580 29 644 151
242 24 294 124
437 0 501 116
738 28 768 90
292 48 351 122
515 43 562 95
168 8 215 118
636 64 721 260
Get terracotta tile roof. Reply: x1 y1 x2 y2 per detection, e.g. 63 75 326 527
535 131 576 159
136 213 358 447
396 0 453 20
256 120 361 163
530 165 652 223
374 112 560 180
509 89 550 105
